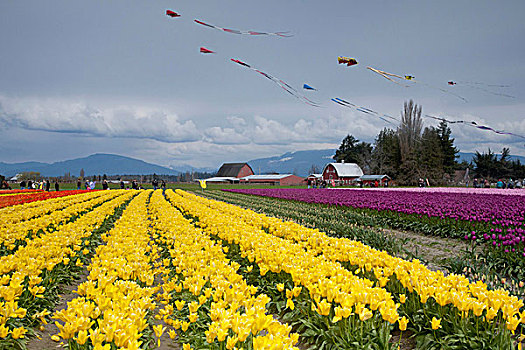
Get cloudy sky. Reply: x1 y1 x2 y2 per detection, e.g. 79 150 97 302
1 1 524 169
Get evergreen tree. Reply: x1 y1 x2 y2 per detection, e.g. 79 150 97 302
420 127 445 184
437 121 459 175
333 135 372 173
371 128 400 177
473 149 499 179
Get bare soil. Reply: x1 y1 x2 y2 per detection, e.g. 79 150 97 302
27 269 89 350
382 227 483 272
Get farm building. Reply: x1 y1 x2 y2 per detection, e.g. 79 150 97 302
240 174 305 186
198 176 240 184
359 174 391 186
322 162 363 185
216 163 254 178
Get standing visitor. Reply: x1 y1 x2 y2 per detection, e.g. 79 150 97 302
152 178 158 190
20 180 26 189
120 179 125 189
77 179 81 190
54 181 59 191
102 180 108 190
161 179 166 192
45 180 50 192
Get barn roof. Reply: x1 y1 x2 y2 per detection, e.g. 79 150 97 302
360 175 391 181
241 174 292 181
216 163 253 177
199 177 239 183
323 163 363 177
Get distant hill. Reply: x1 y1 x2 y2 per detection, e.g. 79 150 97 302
248 149 336 177
0 153 180 177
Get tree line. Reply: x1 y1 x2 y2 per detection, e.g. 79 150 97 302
334 100 525 185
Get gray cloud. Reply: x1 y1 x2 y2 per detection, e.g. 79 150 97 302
0 96 201 143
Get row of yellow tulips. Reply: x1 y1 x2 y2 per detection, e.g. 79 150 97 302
168 190 401 328
0 190 136 343
150 190 300 349
1 190 122 253
54 190 159 349
178 190 525 333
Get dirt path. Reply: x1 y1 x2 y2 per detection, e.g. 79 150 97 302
27 269 89 350
382 227 482 272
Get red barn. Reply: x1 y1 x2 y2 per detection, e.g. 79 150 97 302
216 163 254 178
322 162 363 185
241 174 305 186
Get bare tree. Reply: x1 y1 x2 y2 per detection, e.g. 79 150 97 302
397 100 423 185
398 100 423 162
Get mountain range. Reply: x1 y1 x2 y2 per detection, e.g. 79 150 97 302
1 150 524 178
0 154 180 177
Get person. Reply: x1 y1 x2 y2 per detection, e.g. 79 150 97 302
496 179 503 189
89 180 96 190
515 179 522 189
132 180 138 190
374 180 379 188
161 179 166 191
77 179 81 190
484 179 490 188
152 178 158 190
473 178 478 188
20 180 26 190
85 180 90 190
27 180 32 189
54 181 59 191
120 179 125 190
45 180 50 192
102 179 108 190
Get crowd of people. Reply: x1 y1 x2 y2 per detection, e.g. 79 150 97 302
18 179 60 191
468 177 523 189
9 177 168 191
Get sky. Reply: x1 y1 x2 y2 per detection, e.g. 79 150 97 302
1 0 525 170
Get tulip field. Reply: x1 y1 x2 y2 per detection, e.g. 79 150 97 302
1 188 525 349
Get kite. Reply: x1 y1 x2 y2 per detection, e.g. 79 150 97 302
303 84 317 90
367 66 467 102
331 97 397 125
338 57 358 66
166 10 181 18
423 115 525 140
200 47 215 54
231 58 320 107
194 19 292 37
366 66 408 87
447 81 515 98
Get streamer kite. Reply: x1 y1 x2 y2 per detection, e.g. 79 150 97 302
231 58 320 107
194 19 292 37
331 98 397 124
367 66 467 102
448 81 515 98
423 115 525 140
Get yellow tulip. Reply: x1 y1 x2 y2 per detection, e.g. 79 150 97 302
431 317 441 330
